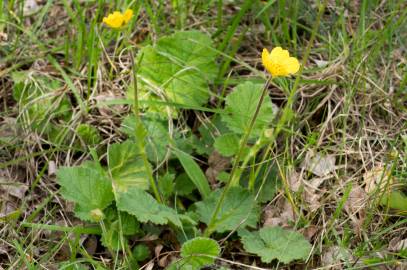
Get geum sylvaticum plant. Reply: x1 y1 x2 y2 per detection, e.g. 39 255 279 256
56 7 316 270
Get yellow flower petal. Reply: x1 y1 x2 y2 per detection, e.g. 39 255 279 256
103 11 124 28
123 9 133 23
103 9 133 29
262 47 300 77
284 57 300 74
262 48 272 72
270 47 289 62
262 48 270 65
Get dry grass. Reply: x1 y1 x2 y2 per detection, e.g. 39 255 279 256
1 1 406 269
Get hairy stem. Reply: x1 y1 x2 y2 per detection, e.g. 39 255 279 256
204 77 272 236
130 49 162 204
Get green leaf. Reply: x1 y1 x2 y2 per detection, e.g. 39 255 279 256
108 140 150 192
135 31 218 107
248 163 280 203
158 173 175 199
121 115 170 163
221 82 276 138
179 237 220 269
76 123 102 146
104 207 141 236
195 115 229 155
12 72 71 132
174 133 195 155
214 133 240 157
216 172 230 183
116 187 183 227
56 162 114 221
195 187 259 233
380 190 407 212
101 226 127 251
101 209 140 251
132 244 151 262
239 227 312 264
173 149 211 199
174 173 196 196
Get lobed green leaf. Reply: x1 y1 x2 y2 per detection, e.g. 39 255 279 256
239 226 312 263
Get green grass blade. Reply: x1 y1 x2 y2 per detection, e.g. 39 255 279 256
173 148 211 199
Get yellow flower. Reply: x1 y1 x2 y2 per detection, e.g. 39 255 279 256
123 9 133 24
103 9 133 29
262 47 300 77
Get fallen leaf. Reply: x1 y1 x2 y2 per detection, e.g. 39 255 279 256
48 161 57 176
145 262 155 270
314 59 329 67
302 151 336 177
288 170 302 192
155 244 163 260
84 235 98 256
140 234 159 242
263 198 295 228
0 32 7 42
1 183 28 199
344 185 367 234
24 0 41 16
302 225 319 241
395 262 407 270
388 237 407 252
313 175 334 189
205 151 230 185
158 254 171 268
0 170 26 221
0 117 18 143
0 201 20 222
321 246 354 269
364 166 392 194
303 187 322 212
95 92 125 116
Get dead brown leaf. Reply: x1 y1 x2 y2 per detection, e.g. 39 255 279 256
0 32 7 42
48 161 57 176
158 254 171 268
288 170 302 192
302 151 336 177
83 235 98 256
263 198 296 228
140 234 159 242
205 151 230 185
1 184 28 200
344 185 367 234
388 237 407 252
95 92 126 116
302 225 319 241
0 118 18 142
24 0 41 16
303 186 322 213
144 262 154 270
155 244 163 260
321 246 354 270
364 166 392 194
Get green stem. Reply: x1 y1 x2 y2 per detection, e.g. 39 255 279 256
251 0 327 212
130 46 162 204
204 77 272 237
109 31 121 78
229 77 272 186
